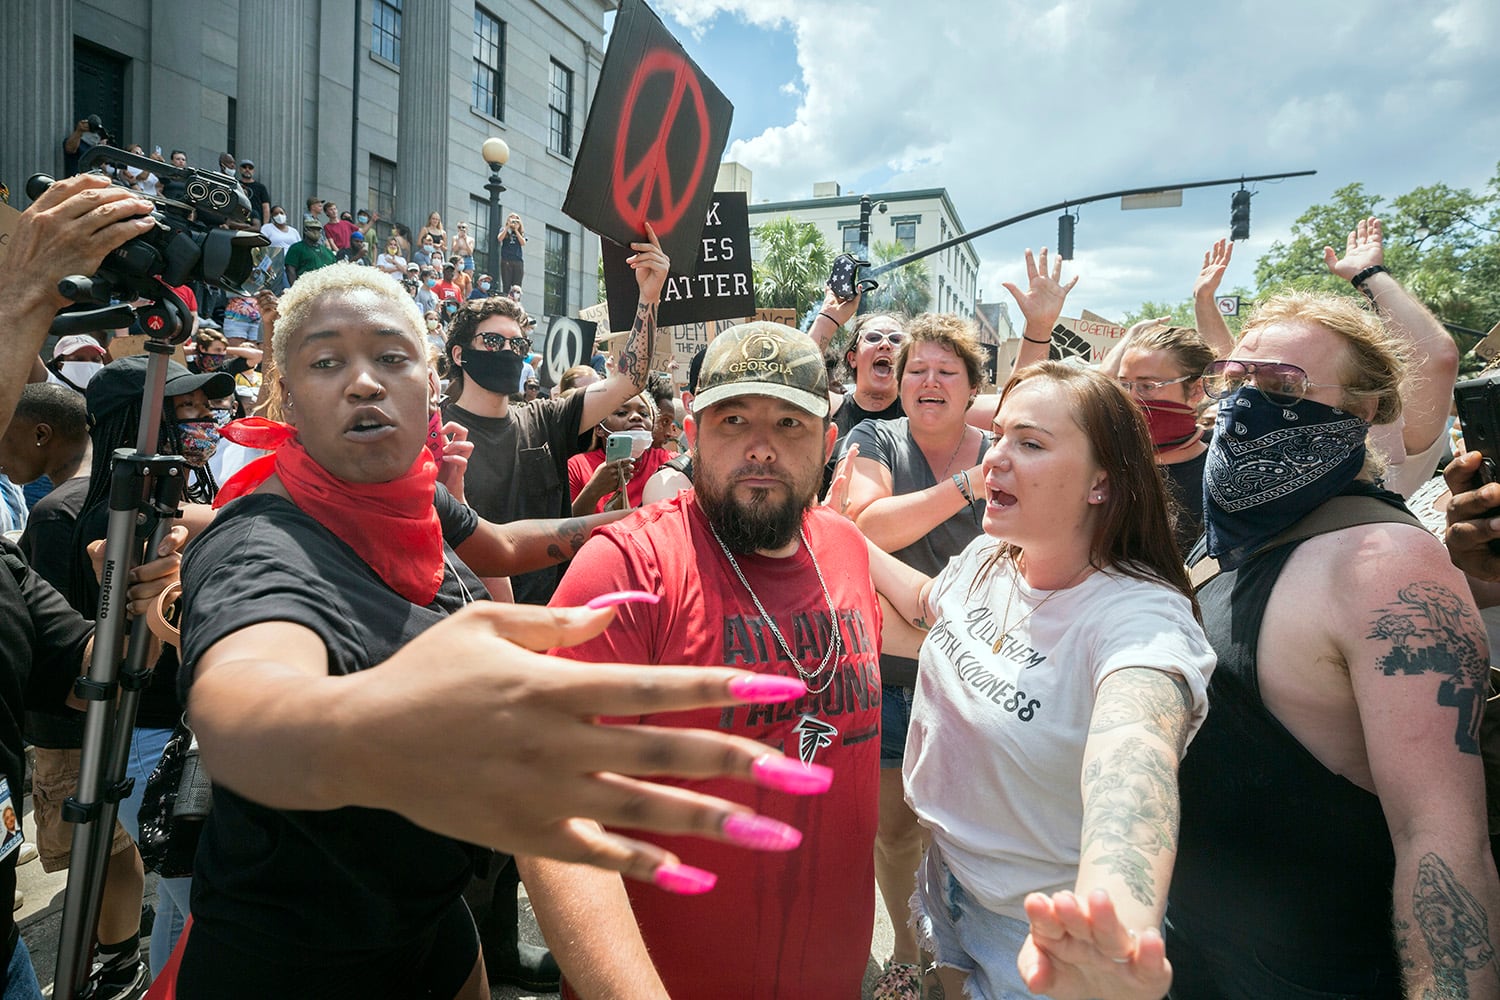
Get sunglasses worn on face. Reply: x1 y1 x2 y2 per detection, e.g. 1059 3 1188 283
861 329 908 346
479 331 531 354
1115 373 1198 395
1201 359 1354 405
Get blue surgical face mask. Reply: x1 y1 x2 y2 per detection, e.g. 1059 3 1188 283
425 278 437 289
479 281 491 292
445 303 458 314
357 214 368 223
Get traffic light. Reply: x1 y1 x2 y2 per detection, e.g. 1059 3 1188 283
1057 213 1075 260
1230 189 1251 241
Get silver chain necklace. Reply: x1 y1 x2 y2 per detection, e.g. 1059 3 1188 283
709 524 844 694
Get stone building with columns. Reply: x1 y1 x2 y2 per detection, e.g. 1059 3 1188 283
0 0 611 320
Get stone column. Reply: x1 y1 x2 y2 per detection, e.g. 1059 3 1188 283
0 0 73 206
394 1 451 235
238 0 307 219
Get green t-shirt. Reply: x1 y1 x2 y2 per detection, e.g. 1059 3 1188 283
285 241 336 278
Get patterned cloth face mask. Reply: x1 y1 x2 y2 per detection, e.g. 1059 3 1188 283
176 420 221 468
1202 385 1368 569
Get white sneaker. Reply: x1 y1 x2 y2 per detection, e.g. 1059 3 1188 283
17 841 37 866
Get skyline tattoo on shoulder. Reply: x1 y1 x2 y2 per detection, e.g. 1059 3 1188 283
1367 580 1490 754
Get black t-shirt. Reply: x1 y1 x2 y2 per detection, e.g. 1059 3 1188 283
18 476 91 748
1162 447 1209 558
240 179 271 223
443 391 587 605
0 539 91 951
177 485 484 967
827 393 904 487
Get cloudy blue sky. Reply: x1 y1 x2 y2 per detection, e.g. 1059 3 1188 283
608 0 1499 322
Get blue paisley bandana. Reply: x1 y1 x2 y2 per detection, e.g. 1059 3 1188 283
1203 386 1368 569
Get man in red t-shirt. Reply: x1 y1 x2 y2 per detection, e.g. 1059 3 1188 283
431 260 462 305
522 323 882 999
321 202 357 251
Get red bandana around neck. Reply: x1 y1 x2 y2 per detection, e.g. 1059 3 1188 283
216 417 445 606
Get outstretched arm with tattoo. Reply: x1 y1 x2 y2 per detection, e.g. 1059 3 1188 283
581 223 669 427
1336 527 1500 998
1017 667 1188 1000
455 509 629 577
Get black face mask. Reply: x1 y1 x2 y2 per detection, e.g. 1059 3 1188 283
462 349 525 393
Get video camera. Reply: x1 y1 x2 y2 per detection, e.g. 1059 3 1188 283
26 144 270 343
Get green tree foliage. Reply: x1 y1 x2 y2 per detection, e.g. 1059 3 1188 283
863 240 932 317
752 217 834 312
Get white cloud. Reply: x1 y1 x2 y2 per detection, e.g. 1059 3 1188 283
654 0 1500 317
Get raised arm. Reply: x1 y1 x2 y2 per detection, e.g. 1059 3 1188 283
1327 217 1459 457
807 286 861 353
581 224 669 427
0 174 154 436
1002 247 1077 378
1336 529 1500 998
1190 239 1237 358
1017 666 1189 999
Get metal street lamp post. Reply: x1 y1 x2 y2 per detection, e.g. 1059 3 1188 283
482 136 510 278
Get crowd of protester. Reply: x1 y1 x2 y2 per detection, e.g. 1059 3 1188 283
2 147 1499 1000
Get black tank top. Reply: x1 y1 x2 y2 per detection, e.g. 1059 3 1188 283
1169 530 1402 998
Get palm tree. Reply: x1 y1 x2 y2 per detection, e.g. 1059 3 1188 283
753 217 834 311
864 239 932 317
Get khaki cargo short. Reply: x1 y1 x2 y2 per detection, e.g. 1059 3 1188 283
31 746 133 873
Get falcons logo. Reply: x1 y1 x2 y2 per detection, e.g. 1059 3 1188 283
791 715 838 765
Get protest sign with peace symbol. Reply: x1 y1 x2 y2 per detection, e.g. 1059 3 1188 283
563 0 734 272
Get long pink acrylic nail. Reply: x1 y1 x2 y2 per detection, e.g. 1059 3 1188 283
722 813 803 851
751 755 833 795
586 590 661 610
652 862 717 895
727 675 807 703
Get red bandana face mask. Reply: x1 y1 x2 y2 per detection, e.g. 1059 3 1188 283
1139 398 1201 453
215 417 445 606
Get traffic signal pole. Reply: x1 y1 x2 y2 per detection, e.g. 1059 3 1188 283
865 169 1316 278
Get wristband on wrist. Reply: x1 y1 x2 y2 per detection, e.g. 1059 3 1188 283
1349 264 1387 290
1023 334 1051 345
952 472 972 503
818 311 841 326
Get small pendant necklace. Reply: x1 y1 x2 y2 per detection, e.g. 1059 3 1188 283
710 523 844 694
990 556 1092 654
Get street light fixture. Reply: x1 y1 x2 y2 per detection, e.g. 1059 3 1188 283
482 137 510 277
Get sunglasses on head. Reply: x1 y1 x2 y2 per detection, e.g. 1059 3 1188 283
478 331 531 354
1201 359 1355 406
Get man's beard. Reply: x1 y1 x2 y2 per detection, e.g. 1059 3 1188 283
695 456 819 553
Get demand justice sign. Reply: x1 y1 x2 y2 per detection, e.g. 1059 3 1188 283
601 191 753 333
563 0 734 274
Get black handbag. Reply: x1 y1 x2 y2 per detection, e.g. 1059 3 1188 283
136 715 212 878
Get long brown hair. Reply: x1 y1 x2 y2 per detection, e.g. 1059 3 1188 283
975 362 1200 620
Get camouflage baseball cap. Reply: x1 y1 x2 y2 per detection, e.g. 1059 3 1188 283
692 322 829 418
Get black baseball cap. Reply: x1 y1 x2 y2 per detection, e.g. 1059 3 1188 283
87 355 236 423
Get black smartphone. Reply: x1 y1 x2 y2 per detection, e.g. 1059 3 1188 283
1452 373 1500 552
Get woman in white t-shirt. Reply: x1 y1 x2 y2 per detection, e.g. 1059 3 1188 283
867 362 1215 1000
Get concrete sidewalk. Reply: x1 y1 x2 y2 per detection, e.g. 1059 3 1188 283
17 796 899 999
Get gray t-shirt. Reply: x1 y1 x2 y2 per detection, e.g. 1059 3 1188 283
845 416 990 686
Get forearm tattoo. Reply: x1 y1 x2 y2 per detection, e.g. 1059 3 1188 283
618 300 656 389
1367 581 1490 754
1089 670 1192 756
1395 853 1498 997
543 518 590 564
1080 735 1179 908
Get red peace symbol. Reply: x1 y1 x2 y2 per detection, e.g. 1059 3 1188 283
610 48 712 238
145 314 165 331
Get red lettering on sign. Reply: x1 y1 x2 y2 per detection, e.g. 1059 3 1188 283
610 48 711 238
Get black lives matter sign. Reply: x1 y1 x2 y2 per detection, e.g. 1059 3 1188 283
602 191 753 332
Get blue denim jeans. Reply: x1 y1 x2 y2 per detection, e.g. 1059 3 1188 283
3 936 44 1000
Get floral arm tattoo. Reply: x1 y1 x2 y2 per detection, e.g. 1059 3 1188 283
1080 670 1192 909
1394 853 1500 997
616 300 656 390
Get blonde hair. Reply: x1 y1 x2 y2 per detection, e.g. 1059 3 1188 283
1240 291 1408 425
271 264 425 374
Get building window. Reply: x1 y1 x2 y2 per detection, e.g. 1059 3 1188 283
469 195 492 278
368 155 397 245
842 225 861 254
549 60 574 157
472 8 505 120
544 226 570 316
895 220 916 251
372 0 401 64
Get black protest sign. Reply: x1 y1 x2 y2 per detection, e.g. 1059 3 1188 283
562 0 734 272
602 191 753 332
536 315 599 388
